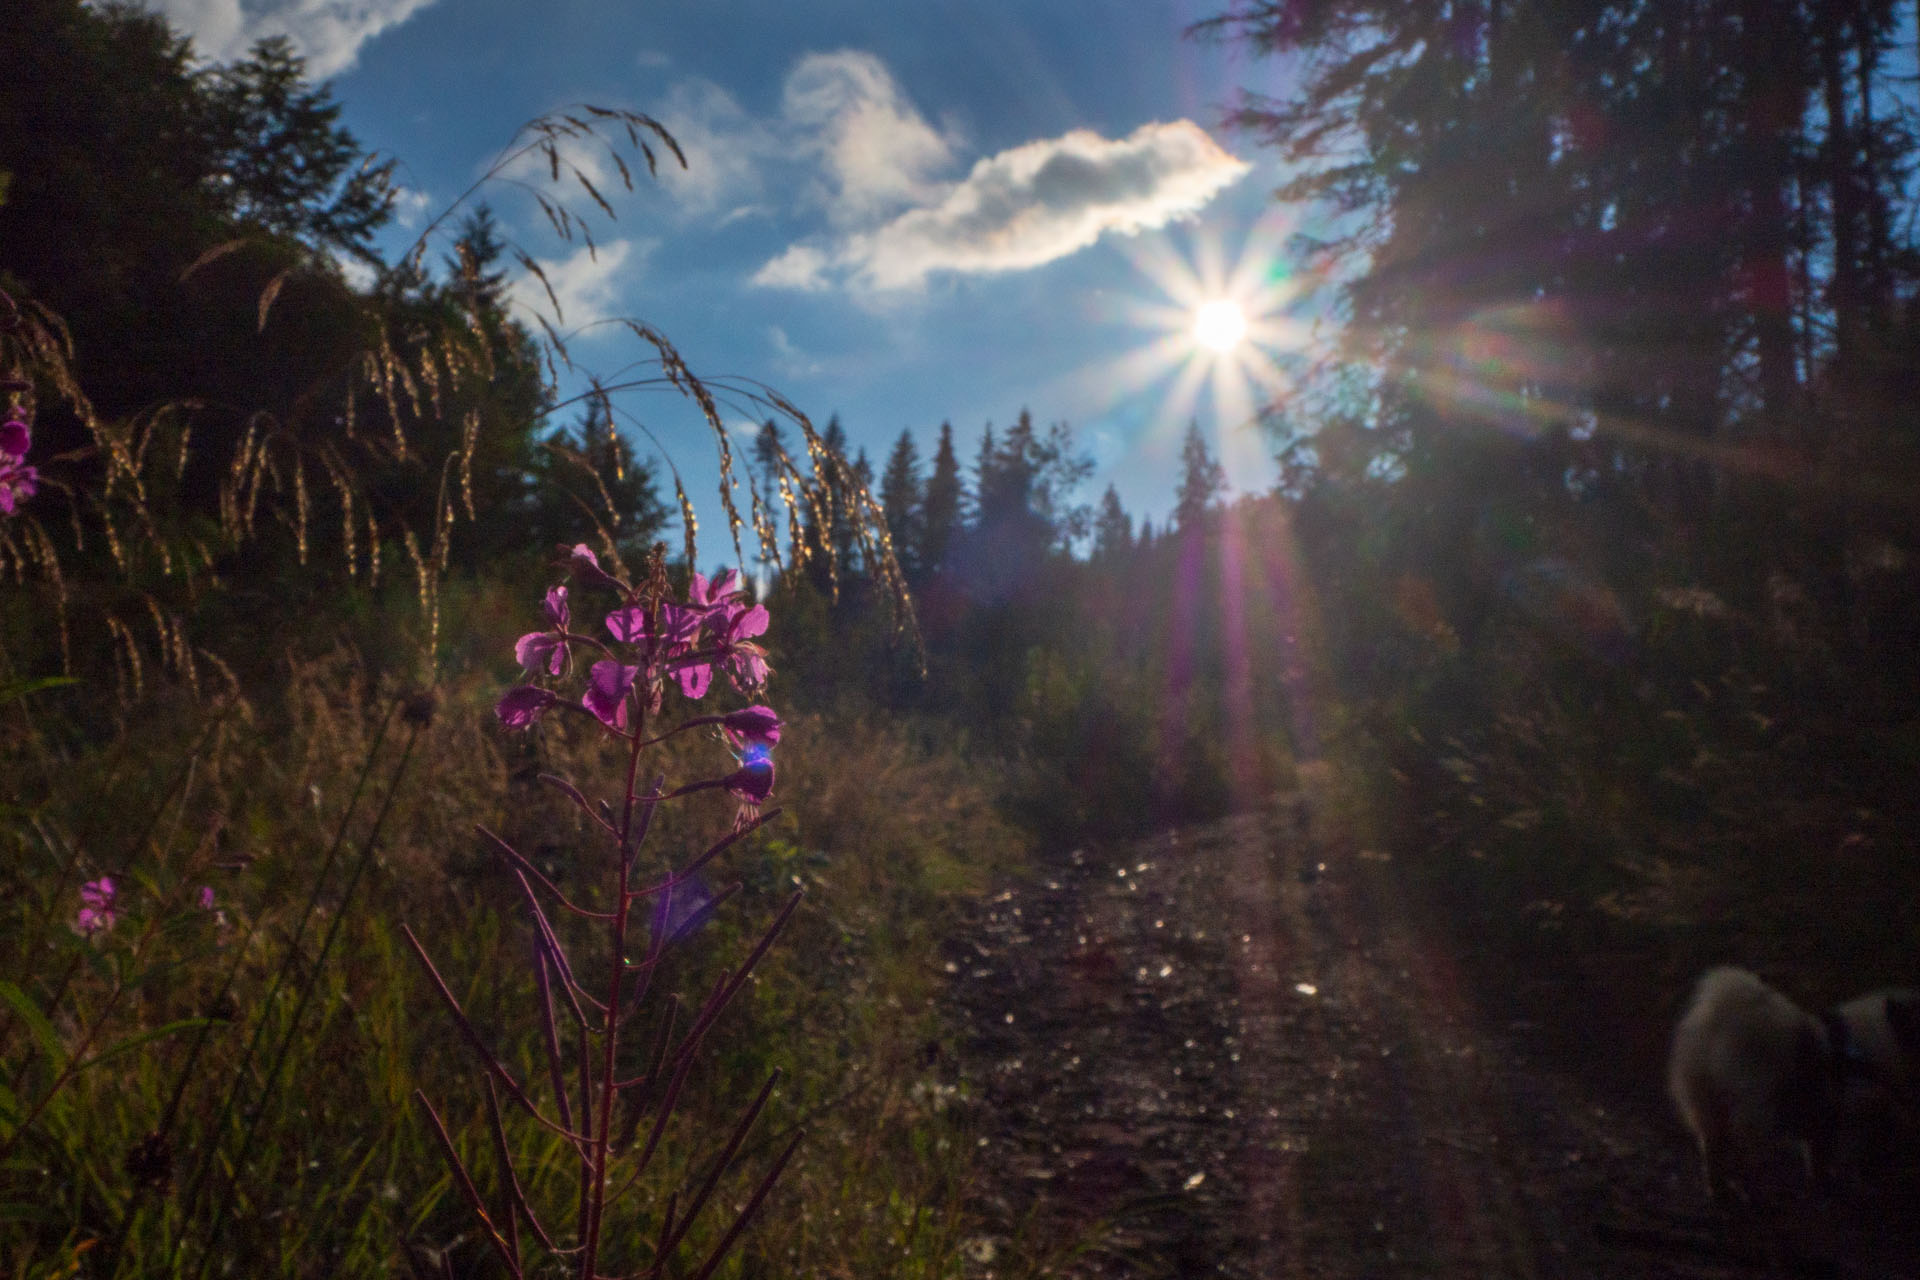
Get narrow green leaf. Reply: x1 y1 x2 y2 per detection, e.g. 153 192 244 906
0 981 65 1070
75 1018 211 1076
0 675 80 705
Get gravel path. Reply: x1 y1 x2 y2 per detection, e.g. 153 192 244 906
941 798 1920 1279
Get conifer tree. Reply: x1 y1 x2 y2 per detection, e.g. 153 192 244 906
200 36 395 258
1093 484 1133 561
880 429 924 579
972 424 998 527
1174 420 1227 532
919 421 963 579
444 203 510 317
797 416 862 579
840 446 873 570
752 419 785 491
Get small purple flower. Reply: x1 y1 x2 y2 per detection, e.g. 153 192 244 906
0 412 28 460
721 705 782 747
611 599 713 699
1 409 35 515
673 661 713 700
513 585 573 675
581 660 639 730
714 603 771 690
567 543 625 590
723 602 769 641
606 601 700 653
198 885 216 911
662 602 704 645
722 744 776 808
605 604 646 646
688 568 743 610
496 684 560 728
75 876 117 936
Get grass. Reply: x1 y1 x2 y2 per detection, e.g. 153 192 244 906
0 628 1026 1278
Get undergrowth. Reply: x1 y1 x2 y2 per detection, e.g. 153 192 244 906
0 624 1022 1277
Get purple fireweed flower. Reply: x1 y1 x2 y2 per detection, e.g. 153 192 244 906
605 604 646 646
662 601 704 643
198 885 216 911
582 660 639 730
713 602 772 690
611 599 713 699
567 543 625 591
673 660 713 701
514 585 573 675
75 876 117 935
688 568 744 610
497 684 561 728
0 412 28 460
722 744 776 807
2 410 35 515
721 705 782 748
606 601 700 654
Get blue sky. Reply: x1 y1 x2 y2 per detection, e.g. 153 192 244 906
143 0 1323 550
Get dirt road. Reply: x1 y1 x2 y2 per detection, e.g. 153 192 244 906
941 800 1920 1278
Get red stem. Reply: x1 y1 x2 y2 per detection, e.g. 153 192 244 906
580 700 655 1277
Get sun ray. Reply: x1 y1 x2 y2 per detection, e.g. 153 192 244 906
1095 213 1328 499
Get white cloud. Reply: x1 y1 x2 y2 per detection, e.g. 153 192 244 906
136 0 440 77
332 250 378 292
651 79 775 214
640 51 956 226
781 51 956 226
508 239 647 332
392 185 432 228
751 245 831 292
716 204 772 228
767 325 823 376
757 120 1250 292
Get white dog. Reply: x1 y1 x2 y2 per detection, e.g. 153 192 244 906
1669 966 1839 1202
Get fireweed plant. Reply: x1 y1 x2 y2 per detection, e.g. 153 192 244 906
1 294 39 518
2 96 918 1274
404 542 802 1279
1 398 36 517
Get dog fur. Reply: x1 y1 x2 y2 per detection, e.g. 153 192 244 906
1669 966 1838 1202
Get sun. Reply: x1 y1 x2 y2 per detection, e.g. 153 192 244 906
1065 214 1318 497
1193 299 1248 353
